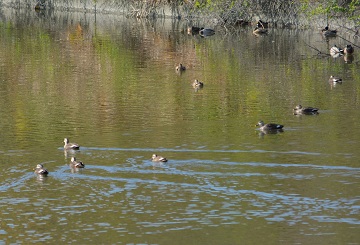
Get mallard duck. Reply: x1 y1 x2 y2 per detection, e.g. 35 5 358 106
152 154 168 162
293 105 319 115
192 79 204 88
256 121 284 131
187 26 201 35
34 164 49 175
199 28 215 37
253 26 268 35
328 75 342 84
344 44 354 54
175 63 186 72
70 157 85 168
322 26 337 37
64 138 80 150
330 45 343 56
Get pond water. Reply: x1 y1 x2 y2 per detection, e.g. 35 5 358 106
0 8 359 245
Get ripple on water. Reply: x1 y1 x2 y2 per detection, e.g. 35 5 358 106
0 147 359 243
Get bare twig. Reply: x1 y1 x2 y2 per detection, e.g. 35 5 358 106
336 35 360 49
303 42 330 56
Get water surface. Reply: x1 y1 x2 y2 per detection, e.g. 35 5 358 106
0 8 359 244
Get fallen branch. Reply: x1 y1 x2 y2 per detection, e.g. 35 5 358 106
303 42 330 56
336 35 360 49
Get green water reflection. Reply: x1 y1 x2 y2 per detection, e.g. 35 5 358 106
0 8 359 245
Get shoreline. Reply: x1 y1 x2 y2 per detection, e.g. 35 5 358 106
0 0 358 30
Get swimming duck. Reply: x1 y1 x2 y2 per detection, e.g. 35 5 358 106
328 75 342 84
256 121 284 131
70 157 85 168
152 154 168 162
192 79 204 88
330 45 343 56
199 28 215 37
187 26 201 35
253 26 268 35
64 138 80 150
344 44 354 54
175 63 186 72
293 105 319 115
34 164 49 175
322 26 337 37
